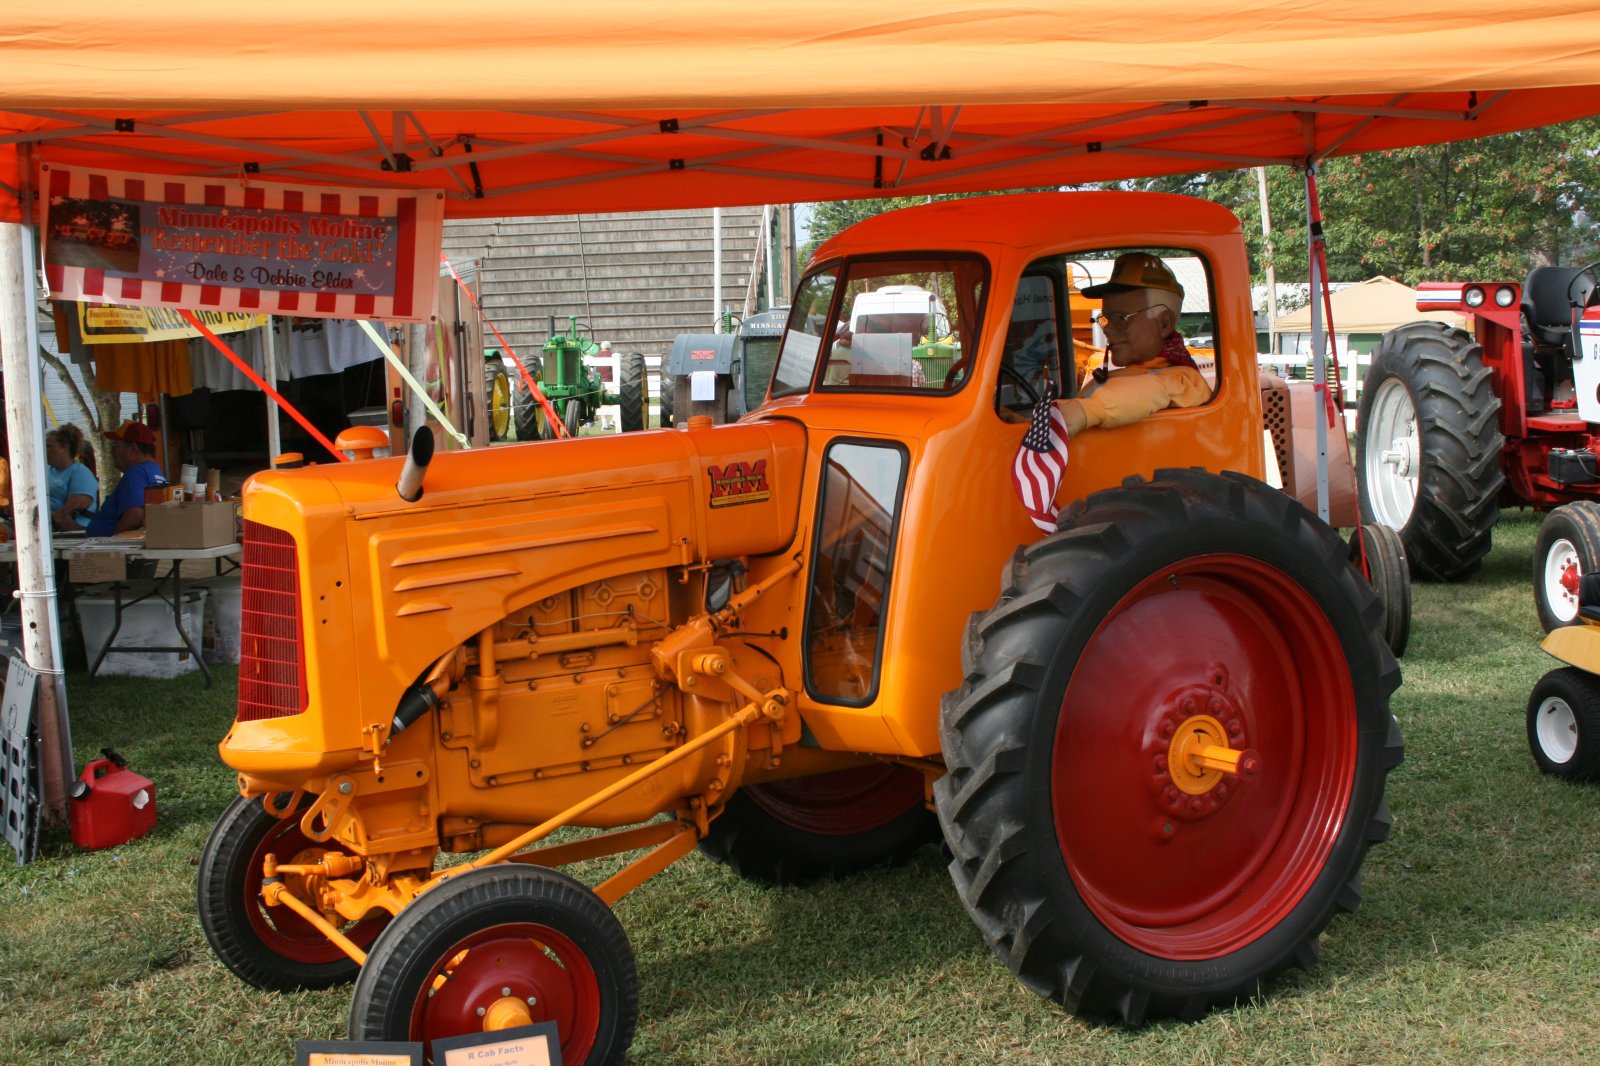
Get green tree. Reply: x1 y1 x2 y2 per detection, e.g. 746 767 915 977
799 117 1600 289
1122 117 1600 285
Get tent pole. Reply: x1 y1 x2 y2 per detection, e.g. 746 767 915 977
1303 164 1330 523
0 148 72 823
263 318 282 461
1256 166 1279 355
712 207 723 332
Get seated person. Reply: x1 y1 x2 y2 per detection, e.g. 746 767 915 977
85 421 167 536
1067 252 1209 434
46 423 99 531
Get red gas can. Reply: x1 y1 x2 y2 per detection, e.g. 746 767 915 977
68 751 157 850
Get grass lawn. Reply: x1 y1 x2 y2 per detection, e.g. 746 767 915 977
3 509 1597 1064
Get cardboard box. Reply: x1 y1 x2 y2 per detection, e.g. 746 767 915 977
67 548 131 583
143 501 237 549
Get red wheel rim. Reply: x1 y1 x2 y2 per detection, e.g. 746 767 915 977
244 814 390 963
1051 553 1356 960
744 763 925 835
409 922 601 1063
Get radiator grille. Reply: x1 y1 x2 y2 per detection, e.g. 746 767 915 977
237 520 307 721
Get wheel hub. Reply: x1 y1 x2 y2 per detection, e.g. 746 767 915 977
1380 436 1418 479
1143 677 1260 826
1561 559 1581 597
421 926 596 1055
1546 539 1583 621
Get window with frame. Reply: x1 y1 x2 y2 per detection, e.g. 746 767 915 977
803 440 908 705
1061 248 1220 397
770 256 988 396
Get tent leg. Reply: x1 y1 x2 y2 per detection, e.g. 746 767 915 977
263 318 282 461
0 173 73 824
1303 164 1331 524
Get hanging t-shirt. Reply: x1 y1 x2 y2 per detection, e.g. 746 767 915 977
47 461 99 528
86 459 166 536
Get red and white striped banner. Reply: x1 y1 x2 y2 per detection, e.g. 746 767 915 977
38 164 444 323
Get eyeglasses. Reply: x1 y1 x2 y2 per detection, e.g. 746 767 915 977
1095 305 1171 329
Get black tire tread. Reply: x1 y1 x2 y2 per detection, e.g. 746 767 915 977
196 794 364 991
513 355 546 442
618 351 648 433
1527 667 1600 780
1350 522 1411 657
1533 502 1600 631
934 468 1403 1025
698 771 938 885
349 865 637 1065
1356 321 1504 581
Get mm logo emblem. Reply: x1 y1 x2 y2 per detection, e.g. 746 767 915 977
708 460 771 507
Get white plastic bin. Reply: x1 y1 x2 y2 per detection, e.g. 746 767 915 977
77 585 207 679
195 575 242 664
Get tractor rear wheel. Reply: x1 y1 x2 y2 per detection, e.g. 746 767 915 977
1355 321 1503 581
1534 502 1600 631
1349 522 1411 657
1528 667 1600 781
513 355 545 442
935 469 1402 1025
486 362 512 442
350 865 637 1065
618 351 648 432
197 794 391 991
699 764 937 884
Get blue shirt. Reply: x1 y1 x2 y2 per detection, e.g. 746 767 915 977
47 461 99 529
86 459 165 536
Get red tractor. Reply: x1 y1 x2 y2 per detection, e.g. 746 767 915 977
1356 265 1600 627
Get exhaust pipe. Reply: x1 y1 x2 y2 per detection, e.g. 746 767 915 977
395 426 434 502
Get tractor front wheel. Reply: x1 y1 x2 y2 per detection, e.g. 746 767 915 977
350 865 637 1065
935 469 1402 1024
197 794 391 991
1528 667 1600 781
486 362 512 442
1355 321 1503 581
564 398 583 438
1349 522 1411 657
512 355 545 442
699 764 937 884
618 351 648 432
1534 502 1600 631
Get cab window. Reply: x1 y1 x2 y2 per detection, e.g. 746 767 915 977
803 440 907 705
770 255 988 395
1062 248 1220 397
996 270 1068 414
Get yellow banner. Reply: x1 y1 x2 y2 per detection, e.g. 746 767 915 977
74 302 268 344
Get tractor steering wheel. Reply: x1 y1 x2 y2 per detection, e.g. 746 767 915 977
1000 362 1042 406
943 357 970 389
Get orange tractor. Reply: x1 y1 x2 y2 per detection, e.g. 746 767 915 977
200 192 1402 1063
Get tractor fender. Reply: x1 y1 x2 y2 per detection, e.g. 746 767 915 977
1541 622 1600 674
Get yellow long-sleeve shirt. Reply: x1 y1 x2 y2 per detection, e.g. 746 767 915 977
1062 357 1209 434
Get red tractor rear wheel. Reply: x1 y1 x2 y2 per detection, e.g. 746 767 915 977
699 764 937 884
935 469 1402 1024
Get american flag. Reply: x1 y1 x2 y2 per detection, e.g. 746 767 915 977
1012 379 1068 533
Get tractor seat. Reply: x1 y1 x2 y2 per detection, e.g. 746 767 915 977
1581 571 1600 623
1523 267 1590 347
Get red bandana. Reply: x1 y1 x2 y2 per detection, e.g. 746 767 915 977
1159 331 1199 371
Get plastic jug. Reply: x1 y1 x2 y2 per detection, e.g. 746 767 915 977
67 749 157 850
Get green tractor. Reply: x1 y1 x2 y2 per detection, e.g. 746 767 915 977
511 315 649 440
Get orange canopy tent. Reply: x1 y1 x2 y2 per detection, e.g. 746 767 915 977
4 1 1600 222
4 0 1600 822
